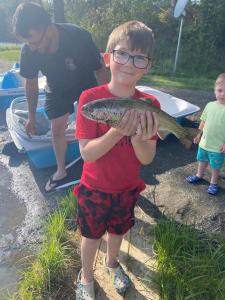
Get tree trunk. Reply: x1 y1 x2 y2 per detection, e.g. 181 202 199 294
53 0 65 23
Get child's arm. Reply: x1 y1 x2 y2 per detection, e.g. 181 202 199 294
193 120 205 144
79 109 140 162
131 111 159 165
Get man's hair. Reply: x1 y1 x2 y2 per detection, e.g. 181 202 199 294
12 2 51 38
106 21 154 58
215 73 225 86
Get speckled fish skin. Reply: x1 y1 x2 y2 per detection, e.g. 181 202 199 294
81 97 199 148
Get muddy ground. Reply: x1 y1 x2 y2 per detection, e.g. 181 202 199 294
1 60 225 299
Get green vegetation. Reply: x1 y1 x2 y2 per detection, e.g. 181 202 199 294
153 219 225 300
6 190 80 300
142 74 214 91
5 191 225 299
0 45 20 61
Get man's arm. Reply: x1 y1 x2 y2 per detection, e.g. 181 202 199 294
25 77 39 136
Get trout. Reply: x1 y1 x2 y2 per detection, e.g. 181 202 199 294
81 97 199 148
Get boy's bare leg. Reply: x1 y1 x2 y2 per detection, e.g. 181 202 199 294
51 113 69 180
106 233 124 267
81 237 101 283
210 168 220 184
196 161 208 178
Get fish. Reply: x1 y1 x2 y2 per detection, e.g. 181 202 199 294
81 97 200 148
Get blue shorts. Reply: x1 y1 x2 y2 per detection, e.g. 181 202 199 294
197 147 224 169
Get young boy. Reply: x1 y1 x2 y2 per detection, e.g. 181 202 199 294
186 73 225 195
74 20 160 300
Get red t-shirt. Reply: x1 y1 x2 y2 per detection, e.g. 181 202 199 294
75 84 160 193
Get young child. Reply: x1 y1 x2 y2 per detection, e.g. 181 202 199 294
74 20 160 300
186 73 225 195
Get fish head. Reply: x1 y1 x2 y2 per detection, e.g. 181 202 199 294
81 98 122 126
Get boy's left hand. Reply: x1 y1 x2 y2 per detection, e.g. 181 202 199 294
131 111 159 142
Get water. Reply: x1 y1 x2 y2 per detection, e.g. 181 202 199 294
0 164 26 298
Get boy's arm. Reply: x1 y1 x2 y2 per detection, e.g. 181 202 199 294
193 120 205 144
131 139 157 165
79 109 139 162
79 128 123 162
131 111 159 165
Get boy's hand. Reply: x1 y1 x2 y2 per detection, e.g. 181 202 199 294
114 109 139 136
220 143 225 153
193 132 202 144
131 111 159 142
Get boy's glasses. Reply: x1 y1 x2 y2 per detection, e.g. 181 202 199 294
112 49 151 69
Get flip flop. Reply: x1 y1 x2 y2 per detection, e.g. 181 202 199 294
207 184 219 195
186 175 203 184
45 175 68 193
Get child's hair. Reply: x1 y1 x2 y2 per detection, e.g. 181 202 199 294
106 20 154 58
215 73 225 86
12 2 51 39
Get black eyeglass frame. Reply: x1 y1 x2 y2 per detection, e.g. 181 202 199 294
112 49 151 69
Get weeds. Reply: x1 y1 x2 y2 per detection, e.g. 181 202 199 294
153 219 225 300
7 190 79 300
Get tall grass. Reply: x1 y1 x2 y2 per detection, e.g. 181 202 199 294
6 190 79 300
153 219 225 300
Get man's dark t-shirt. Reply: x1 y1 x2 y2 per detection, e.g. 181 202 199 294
20 23 102 119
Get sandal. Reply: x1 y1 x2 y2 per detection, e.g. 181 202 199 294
44 174 67 193
186 175 203 184
105 258 131 294
76 269 95 300
207 184 219 195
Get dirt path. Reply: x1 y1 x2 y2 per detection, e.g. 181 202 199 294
94 204 159 300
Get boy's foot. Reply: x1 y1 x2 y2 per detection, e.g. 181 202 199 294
207 184 219 195
186 175 203 184
105 258 131 294
76 270 95 300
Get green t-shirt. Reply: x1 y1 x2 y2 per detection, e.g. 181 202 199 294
199 101 225 152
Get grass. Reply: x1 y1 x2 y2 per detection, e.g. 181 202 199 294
0 45 215 91
0 45 20 61
142 74 214 91
5 190 80 300
152 218 225 300
5 190 225 299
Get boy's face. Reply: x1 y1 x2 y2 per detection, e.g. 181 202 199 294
215 82 225 105
104 41 151 87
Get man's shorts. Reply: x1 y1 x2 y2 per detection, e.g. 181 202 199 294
197 147 225 169
74 184 142 239
44 92 75 120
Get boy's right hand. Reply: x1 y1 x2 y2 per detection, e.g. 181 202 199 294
193 132 202 144
114 109 139 136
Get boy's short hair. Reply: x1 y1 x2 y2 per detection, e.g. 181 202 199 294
106 21 154 58
215 73 225 86
12 2 51 38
